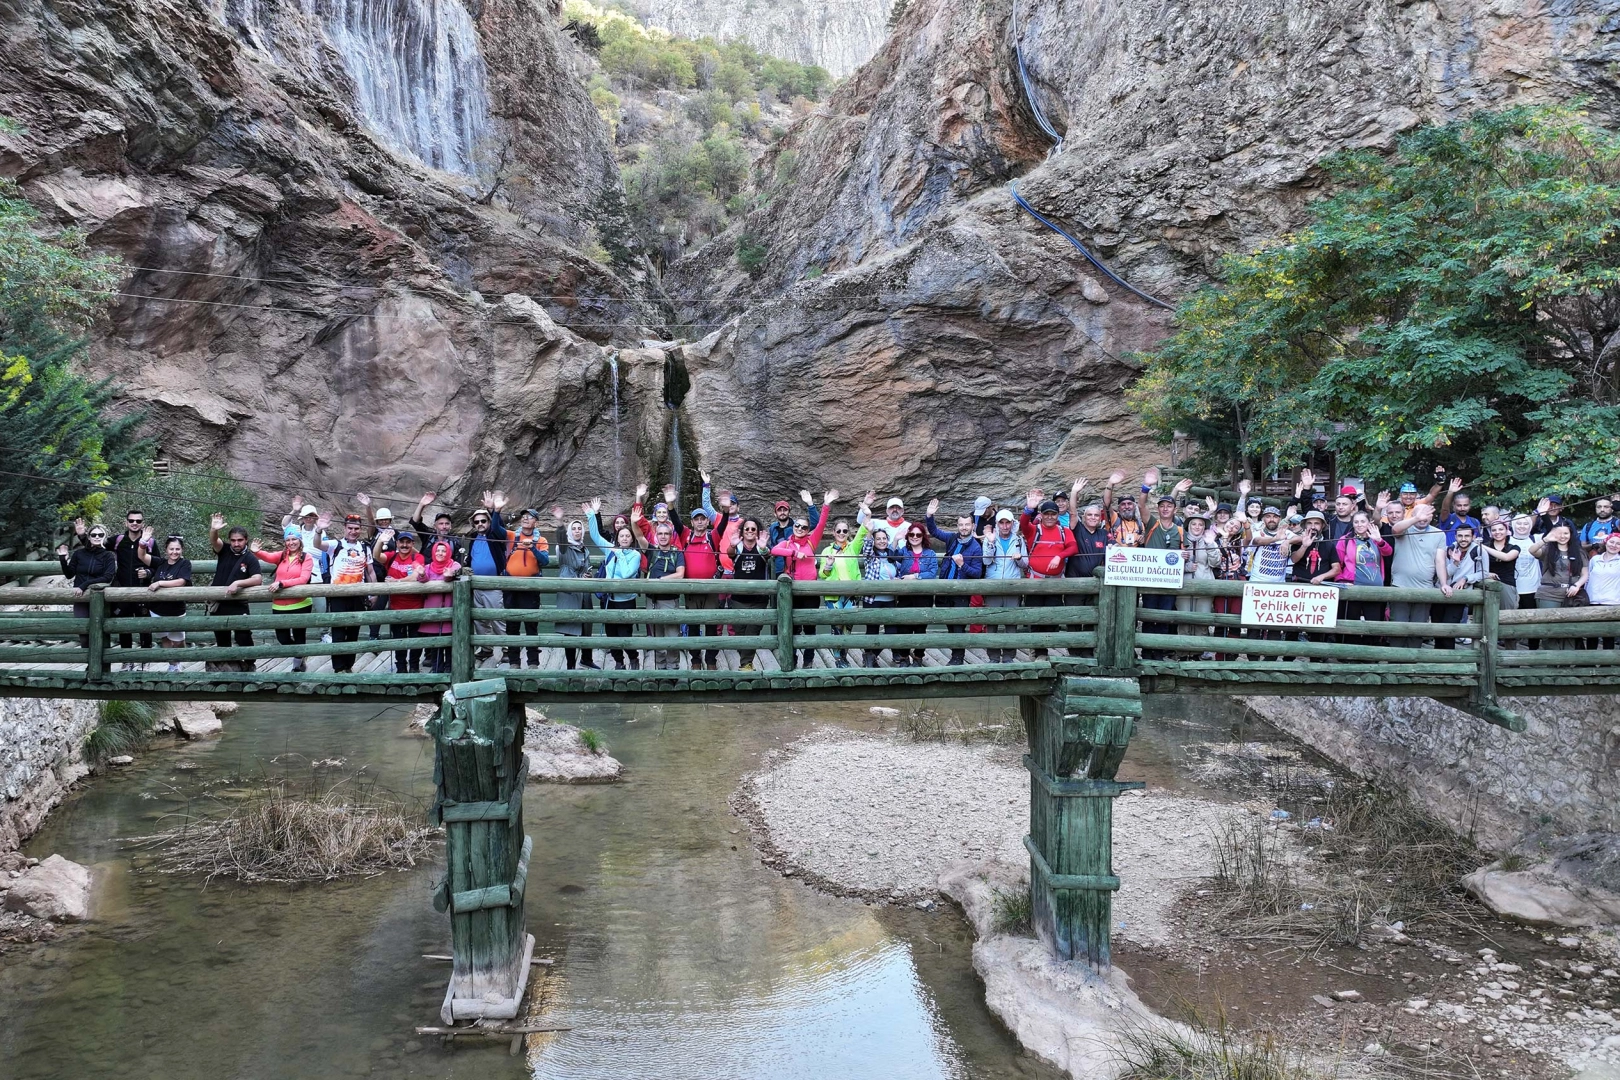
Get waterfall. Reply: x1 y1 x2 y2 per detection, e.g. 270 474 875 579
315 0 492 174
668 412 683 498
609 352 622 493
222 0 493 175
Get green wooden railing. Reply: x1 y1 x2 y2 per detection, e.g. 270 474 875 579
0 562 1612 709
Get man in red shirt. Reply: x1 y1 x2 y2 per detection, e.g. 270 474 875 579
375 529 427 673
680 507 725 669
1020 497 1078 659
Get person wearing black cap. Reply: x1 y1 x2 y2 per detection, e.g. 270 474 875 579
1536 495 1574 538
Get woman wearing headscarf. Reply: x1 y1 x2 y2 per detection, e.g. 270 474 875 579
418 539 461 674
251 526 317 672
551 507 597 670
587 497 646 670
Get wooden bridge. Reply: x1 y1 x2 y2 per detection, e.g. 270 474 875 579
3 564 1598 1019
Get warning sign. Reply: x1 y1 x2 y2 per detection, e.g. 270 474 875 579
1103 546 1184 589
1240 583 1339 628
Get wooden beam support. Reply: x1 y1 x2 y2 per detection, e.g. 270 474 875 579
427 678 533 1024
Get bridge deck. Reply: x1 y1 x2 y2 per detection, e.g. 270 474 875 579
0 570 1613 708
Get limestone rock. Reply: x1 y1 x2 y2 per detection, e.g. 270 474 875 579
2 854 92 922
0 698 101 852
407 703 439 737
523 714 622 783
170 703 225 740
636 0 894 77
1463 865 1620 929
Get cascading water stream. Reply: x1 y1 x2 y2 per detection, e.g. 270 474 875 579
224 0 493 175
669 412 683 496
609 352 623 493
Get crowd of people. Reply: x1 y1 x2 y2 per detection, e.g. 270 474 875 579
49 464 1620 673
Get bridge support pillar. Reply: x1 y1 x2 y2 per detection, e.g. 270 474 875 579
1020 676 1144 967
427 677 534 1024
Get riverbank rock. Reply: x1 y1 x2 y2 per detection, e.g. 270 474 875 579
1463 863 1620 929
1 698 100 852
407 703 437 737
523 713 622 783
169 703 225 740
2 854 91 922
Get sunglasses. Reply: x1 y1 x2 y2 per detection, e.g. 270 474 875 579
165 534 184 543
126 518 143 525
834 528 849 534
88 531 108 540
743 525 759 532
792 523 809 531
472 515 490 522
907 532 924 539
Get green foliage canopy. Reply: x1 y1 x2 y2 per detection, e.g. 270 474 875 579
1129 106 1620 504
0 175 150 551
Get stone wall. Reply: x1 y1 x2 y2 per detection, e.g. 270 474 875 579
1243 696 1620 851
0 698 99 852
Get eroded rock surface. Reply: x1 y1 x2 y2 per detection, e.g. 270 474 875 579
523 713 623 783
0 698 100 853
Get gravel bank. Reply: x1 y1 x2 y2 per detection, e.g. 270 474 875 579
741 731 1246 945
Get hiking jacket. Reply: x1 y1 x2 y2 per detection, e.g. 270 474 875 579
924 516 984 580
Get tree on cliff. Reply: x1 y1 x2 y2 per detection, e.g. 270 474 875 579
0 173 149 551
1129 106 1620 503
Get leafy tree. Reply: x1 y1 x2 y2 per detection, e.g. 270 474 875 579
137 469 263 563
1129 106 1620 504
0 175 149 552
736 233 768 276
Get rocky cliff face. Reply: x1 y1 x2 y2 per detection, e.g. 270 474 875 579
0 0 681 509
664 0 1620 503
632 0 893 77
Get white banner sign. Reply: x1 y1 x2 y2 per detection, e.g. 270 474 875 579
1103 546 1184 589
1240 583 1339 629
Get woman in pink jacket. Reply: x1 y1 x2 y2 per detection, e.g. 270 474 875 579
1335 511 1394 639
769 490 837 667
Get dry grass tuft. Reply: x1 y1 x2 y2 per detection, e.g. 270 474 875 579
1207 784 1484 948
129 786 438 884
1113 1001 1318 1080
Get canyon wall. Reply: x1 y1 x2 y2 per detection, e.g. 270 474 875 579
1245 696 1620 851
632 0 894 77
666 0 1620 504
0 0 675 511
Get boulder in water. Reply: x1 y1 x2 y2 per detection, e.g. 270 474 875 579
523 712 622 783
170 703 224 740
2 854 92 922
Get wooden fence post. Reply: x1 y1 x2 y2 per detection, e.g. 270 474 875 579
1093 571 1116 666
1021 676 1144 967
775 574 795 672
451 574 474 684
1477 577 1501 705
87 587 105 680
428 677 534 1024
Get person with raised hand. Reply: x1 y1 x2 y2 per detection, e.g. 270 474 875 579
893 519 940 667
1019 489 1078 659
372 526 427 674
251 526 318 672
858 518 902 668
643 517 687 671
588 497 647 670
502 507 551 669
411 490 467 565
206 513 263 671
323 513 376 673
817 512 866 669
979 509 1028 663
104 507 155 666
925 497 985 665
465 491 510 663
551 506 597 671
418 538 461 674
57 522 116 649
678 497 727 670
770 491 836 667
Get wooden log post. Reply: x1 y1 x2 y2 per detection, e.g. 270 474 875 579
86 587 106 680
1019 675 1144 967
427 677 534 1023
775 574 795 672
451 574 474 685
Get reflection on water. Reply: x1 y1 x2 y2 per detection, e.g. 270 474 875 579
0 697 1061 1080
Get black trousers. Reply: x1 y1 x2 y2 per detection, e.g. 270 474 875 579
213 599 253 651
390 621 420 672
503 589 541 666
114 602 153 651
327 596 367 673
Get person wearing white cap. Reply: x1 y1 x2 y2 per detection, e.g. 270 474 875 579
282 495 333 642
979 508 1028 663
356 493 396 643
855 491 911 548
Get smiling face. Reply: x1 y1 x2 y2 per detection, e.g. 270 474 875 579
87 528 108 548
165 539 183 561
956 515 973 538
1606 533 1620 556
567 520 586 545
906 528 925 549
1453 495 1472 517
1352 512 1372 538
886 505 904 523
1082 506 1102 530
1188 518 1206 538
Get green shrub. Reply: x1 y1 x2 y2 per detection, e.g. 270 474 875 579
990 885 1033 935
85 699 158 765
132 468 263 575
578 727 604 755
735 233 768 275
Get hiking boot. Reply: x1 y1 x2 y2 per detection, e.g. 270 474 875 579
949 650 965 666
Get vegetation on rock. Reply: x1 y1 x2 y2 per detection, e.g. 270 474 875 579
565 0 831 270
0 173 149 549
1131 106 1620 502
84 699 158 765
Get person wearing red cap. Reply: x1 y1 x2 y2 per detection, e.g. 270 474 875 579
768 491 823 574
